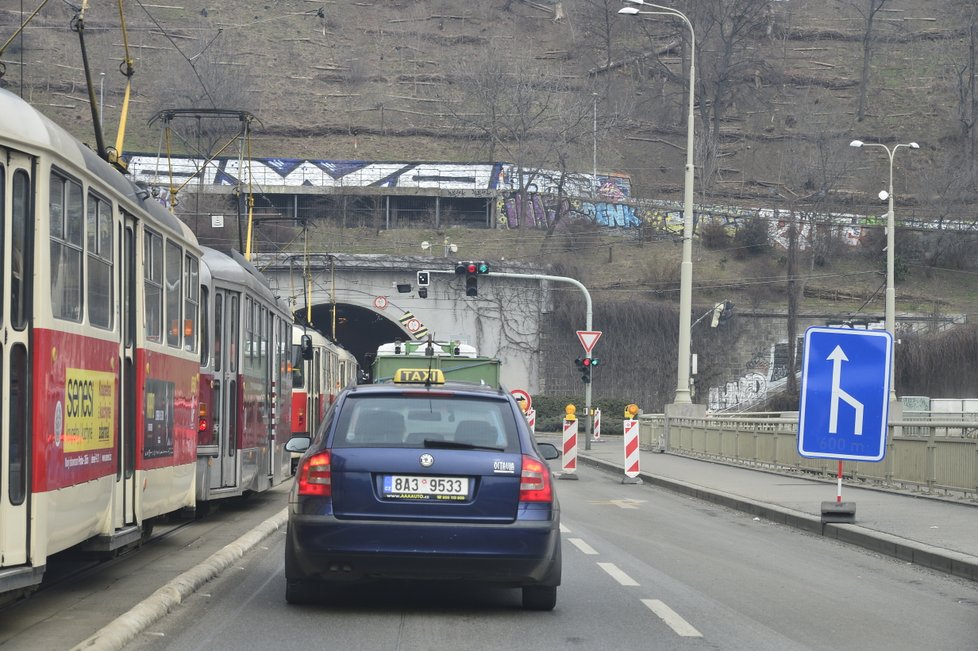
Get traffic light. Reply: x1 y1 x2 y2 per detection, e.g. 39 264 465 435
574 357 593 383
454 261 490 297
417 271 429 299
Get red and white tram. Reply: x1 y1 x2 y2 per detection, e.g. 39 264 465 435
196 248 293 501
289 326 357 470
0 88 201 596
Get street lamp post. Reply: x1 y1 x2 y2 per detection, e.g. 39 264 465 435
619 0 696 404
849 139 919 403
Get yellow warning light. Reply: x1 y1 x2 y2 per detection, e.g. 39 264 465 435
625 403 640 418
564 404 577 421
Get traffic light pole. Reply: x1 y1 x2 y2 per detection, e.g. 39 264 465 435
495 272 594 450
429 269 595 450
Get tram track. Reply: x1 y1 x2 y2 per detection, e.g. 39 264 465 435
0 486 289 649
1 517 198 611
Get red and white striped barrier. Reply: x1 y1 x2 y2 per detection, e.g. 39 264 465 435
525 408 536 434
560 418 578 478
592 408 601 441
623 419 641 482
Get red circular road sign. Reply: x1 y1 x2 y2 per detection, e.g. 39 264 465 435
511 388 532 410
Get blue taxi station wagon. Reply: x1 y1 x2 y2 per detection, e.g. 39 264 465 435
284 370 562 610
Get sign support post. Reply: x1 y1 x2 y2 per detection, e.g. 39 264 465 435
798 326 893 523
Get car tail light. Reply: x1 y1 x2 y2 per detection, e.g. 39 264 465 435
519 455 553 503
198 402 208 433
297 451 332 496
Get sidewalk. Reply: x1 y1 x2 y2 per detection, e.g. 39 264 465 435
554 434 978 582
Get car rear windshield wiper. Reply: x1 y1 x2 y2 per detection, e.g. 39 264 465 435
422 439 505 452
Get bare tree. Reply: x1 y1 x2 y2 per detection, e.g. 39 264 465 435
687 0 772 194
853 0 890 122
616 0 771 197
947 0 978 186
443 43 595 231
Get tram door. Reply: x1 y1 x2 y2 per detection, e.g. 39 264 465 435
210 289 239 489
117 218 137 527
310 349 322 435
0 152 33 568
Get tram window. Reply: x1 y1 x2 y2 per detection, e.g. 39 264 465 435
260 306 268 367
229 295 239 373
214 293 223 373
9 343 27 505
244 297 253 367
125 224 135 347
10 170 34 330
87 193 114 330
12 170 30 330
291 343 305 388
144 230 163 342
165 240 182 348
280 321 289 388
0 163 5 325
200 286 209 367
184 254 199 353
50 172 84 322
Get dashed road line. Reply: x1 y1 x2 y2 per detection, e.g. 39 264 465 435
597 562 639 586
560 523 571 533
642 599 703 637
568 537 598 555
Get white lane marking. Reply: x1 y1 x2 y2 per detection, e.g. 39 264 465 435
589 498 646 509
642 599 703 637
597 562 639 586
568 538 598 555
560 523 571 533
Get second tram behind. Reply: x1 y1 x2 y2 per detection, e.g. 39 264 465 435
196 248 294 501
289 326 357 469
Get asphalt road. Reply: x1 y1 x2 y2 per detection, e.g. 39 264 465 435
117 464 978 651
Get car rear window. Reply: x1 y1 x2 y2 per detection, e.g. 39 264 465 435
330 394 519 452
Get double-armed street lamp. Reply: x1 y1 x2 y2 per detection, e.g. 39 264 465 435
619 0 696 404
849 139 919 403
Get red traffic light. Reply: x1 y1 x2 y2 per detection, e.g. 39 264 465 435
466 263 477 274
582 358 592 367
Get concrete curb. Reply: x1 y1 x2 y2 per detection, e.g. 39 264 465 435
71 508 288 651
578 454 978 582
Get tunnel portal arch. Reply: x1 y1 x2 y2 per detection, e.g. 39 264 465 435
298 302 409 373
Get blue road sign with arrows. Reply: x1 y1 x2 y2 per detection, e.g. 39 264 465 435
798 326 893 461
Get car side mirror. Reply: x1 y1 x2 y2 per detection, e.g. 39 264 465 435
286 436 311 454
536 442 560 461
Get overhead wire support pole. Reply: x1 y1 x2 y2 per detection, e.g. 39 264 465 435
429 269 595 450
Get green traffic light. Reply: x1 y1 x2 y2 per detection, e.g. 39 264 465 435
477 262 490 274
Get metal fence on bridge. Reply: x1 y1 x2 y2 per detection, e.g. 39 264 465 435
638 413 978 499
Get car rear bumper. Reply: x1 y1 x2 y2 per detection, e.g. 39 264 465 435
287 514 560 585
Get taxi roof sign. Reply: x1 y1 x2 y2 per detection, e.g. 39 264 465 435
393 368 446 384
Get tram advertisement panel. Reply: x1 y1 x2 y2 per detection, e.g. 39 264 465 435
33 329 119 490
144 378 175 459
63 368 115 453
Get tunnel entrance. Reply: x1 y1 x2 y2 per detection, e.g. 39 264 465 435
295 302 406 372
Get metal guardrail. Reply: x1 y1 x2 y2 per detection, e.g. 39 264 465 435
637 414 978 499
